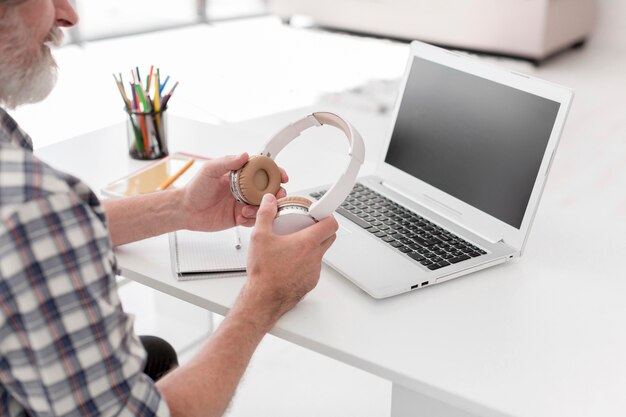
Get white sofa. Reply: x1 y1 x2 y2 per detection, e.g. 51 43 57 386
268 0 596 62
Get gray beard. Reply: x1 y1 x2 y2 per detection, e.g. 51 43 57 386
0 16 60 109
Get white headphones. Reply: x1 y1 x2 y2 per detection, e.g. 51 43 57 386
230 112 365 235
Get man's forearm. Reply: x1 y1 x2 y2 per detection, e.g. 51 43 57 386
156 286 278 417
102 189 187 246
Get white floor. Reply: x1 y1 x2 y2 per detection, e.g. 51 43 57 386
11 7 626 417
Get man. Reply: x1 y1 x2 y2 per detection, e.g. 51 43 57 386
0 1 338 416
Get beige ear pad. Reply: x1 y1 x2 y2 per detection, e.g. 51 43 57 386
276 196 313 210
274 196 316 234
236 155 282 205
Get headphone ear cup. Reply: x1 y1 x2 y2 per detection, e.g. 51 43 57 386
273 196 316 235
235 155 281 205
276 196 313 211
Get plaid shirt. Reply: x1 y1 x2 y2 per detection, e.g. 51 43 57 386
0 107 170 417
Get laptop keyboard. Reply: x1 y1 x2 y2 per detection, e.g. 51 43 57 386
310 183 487 271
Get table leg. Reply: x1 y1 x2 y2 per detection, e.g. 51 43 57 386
391 384 481 417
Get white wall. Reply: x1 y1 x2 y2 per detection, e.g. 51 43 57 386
590 0 626 49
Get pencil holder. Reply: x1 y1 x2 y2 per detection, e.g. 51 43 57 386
125 107 169 160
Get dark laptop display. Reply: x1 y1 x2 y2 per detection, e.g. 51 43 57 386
385 57 561 229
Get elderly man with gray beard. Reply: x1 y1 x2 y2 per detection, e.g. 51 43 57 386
0 1 338 416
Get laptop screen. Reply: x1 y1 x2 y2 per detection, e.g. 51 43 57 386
385 57 561 229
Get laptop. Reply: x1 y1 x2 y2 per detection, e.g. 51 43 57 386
312 41 574 298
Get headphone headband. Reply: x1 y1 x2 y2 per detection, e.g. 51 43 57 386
260 112 365 220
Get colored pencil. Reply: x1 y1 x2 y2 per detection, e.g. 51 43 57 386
161 81 179 108
114 74 143 153
113 74 132 110
157 159 195 190
159 75 170 95
146 65 154 92
133 84 150 152
113 67 177 158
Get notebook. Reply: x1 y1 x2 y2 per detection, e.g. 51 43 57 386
312 40 574 298
169 227 251 280
101 152 207 198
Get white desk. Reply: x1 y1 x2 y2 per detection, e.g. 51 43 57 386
37 109 626 417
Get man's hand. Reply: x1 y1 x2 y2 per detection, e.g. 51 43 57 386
181 153 288 232
237 193 339 331
156 193 338 417
103 153 287 247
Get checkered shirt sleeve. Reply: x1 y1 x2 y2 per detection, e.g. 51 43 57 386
0 108 171 417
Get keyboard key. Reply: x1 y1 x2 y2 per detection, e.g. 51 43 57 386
413 237 437 247
428 263 444 270
449 254 471 264
408 252 425 262
336 207 372 229
330 184 488 263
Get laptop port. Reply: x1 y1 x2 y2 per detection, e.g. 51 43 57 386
421 281 429 286
411 284 419 290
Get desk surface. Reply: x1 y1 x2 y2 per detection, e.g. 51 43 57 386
37 109 626 417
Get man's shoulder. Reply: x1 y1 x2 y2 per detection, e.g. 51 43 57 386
0 107 33 150
1 141 67 200
0 139 100 225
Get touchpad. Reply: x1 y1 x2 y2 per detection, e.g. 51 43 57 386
336 224 352 237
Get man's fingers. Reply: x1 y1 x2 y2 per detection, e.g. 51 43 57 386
319 233 337 253
315 216 339 244
204 152 249 177
237 217 256 228
278 167 289 184
254 193 278 234
295 216 338 245
242 205 259 218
